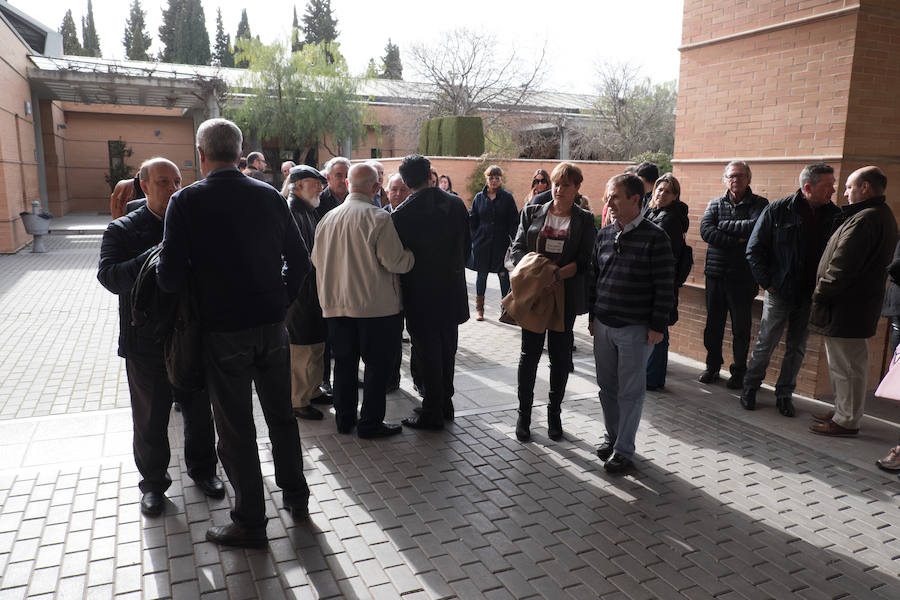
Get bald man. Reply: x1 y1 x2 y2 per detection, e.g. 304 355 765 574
311 163 415 439
810 166 898 436
98 157 222 517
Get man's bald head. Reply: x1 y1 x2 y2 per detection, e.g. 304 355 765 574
138 157 182 217
348 163 379 197
845 165 887 204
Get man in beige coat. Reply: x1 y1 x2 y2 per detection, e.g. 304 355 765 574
311 163 415 439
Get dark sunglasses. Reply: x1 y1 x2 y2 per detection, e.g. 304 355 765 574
533 178 547 184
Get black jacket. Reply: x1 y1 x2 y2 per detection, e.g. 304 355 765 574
157 167 310 332
315 186 342 221
285 194 326 345
392 187 471 326
97 205 164 359
700 188 768 279
468 186 519 273
746 189 841 300
510 202 597 317
646 199 690 325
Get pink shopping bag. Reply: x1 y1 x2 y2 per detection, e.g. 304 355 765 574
875 345 900 402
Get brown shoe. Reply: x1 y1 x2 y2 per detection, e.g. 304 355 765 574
809 419 858 437
812 409 834 422
876 445 900 472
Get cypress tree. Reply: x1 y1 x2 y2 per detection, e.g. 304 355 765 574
302 0 338 45
234 9 252 68
82 0 102 57
291 5 302 53
213 8 235 67
59 10 84 56
123 0 152 61
380 39 402 80
175 0 211 65
158 0 184 62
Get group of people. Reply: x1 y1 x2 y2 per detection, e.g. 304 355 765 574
100 115 897 548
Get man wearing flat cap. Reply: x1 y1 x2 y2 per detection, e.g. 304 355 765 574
285 165 333 419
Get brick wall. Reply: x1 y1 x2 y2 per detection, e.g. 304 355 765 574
673 1 900 398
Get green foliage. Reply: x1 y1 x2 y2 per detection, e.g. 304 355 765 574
484 127 518 158
81 0 101 57
291 6 302 53
466 155 503 200
59 10 84 56
175 0 211 65
364 58 379 79
123 0 152 61
104 141 133 192
234 9 252 67
228 39 368 161
213 8 234 67
630 151 673 176
158 0 182 62
379 39 402 80
419 117 485 157
302 0 338 45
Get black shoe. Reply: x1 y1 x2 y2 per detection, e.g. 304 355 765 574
604 453 632 474
698 369 720 384
140 491 165 516
740 388 756 411
547 409 563 441
336 422 355 434
310 392 333 405
726 373 744 389
285 503 309 521
357 422 403 439
596 441 615 462
319 382 333 395
193 475 225 499
776 396 795 417
646 384 664 392
293 405 324 420
401 414 444 430
206 523 268 548
413 403 455 421
515 414 531 442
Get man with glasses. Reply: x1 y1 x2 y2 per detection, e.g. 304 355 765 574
588 174 674 473
242 151 267 181
698 161 768 389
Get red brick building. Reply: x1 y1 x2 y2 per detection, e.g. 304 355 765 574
671 0 900 397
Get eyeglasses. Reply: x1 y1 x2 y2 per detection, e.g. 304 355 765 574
613 231 622 254
488 176 502 181
533 178 547 185
725 173 748 180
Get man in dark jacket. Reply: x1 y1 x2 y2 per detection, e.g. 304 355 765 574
809 166 898 436
699 161 768 388
285 165 332 420
741 163 841 416
158 119 312 548
392 155 471 429
98 157 221 517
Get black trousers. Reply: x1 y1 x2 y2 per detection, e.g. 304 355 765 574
517 312 576 409
327 314 402 435
124 357 217 494
703 275 759 375
407 319 458 421
203 323 308 529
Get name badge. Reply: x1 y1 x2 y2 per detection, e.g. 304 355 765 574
545 239 565 254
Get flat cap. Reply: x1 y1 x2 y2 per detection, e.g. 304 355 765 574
289 164 327 184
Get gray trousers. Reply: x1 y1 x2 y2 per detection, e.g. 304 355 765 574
593 319 652 459
824 336 869 429
743 291 811 398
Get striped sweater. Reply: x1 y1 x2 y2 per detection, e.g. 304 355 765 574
588 219 675 333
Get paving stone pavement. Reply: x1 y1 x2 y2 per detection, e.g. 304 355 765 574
1 220 899 599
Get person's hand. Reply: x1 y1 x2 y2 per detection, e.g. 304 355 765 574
110 179 136 219
648 329 664 345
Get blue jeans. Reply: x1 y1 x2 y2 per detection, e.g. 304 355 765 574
475 270 510 297
743 291 811 398
593 319 652 459
645 328 669 388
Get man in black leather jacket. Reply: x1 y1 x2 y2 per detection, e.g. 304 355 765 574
741 163 841 416
699 161 768 389
97 157 222 517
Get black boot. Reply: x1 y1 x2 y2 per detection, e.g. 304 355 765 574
547 356 568 441
516 348 539 442
547 403 562 441
516 407 531 442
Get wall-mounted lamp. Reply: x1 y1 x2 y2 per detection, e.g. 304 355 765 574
154 130 161 137
56 124 67 130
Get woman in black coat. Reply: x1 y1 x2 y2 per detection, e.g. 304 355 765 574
645 173 690 390
469 164 519 320
509 162 597 442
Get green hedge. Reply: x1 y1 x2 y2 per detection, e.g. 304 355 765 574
419 116 484 157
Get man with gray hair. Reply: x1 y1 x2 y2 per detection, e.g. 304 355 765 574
311 162 414 438
158 118 311 548
367 160 386 208
698 160 768 388
99 157 222 517
741 163 841 416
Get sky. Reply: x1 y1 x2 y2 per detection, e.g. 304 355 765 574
9 0 684 95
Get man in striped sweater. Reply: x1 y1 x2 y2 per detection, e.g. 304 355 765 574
589 174 675 473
